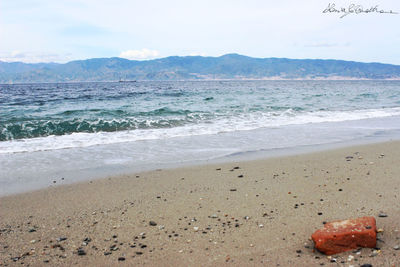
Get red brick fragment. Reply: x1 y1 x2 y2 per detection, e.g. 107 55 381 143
311 216 377 255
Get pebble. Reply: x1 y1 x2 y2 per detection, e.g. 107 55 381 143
56 237 67 242
360 264 372 267
378 213 388 218
347 255 354 261
104 251 111 256
149 221 157 226
118 257 125 261
230 189 237 191
370 249 380 257
158 225 165 230
393 245 400 250
28 228 36 232
238 175 244 178
210 214 218 218
77 248 86 256
193 227 199 232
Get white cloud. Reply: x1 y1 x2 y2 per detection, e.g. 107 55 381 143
0 51 74 63
119 49 160 60
188 52 207 57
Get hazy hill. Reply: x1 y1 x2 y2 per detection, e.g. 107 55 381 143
1 54 400 83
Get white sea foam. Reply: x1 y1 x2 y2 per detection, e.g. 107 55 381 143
1 107 400 154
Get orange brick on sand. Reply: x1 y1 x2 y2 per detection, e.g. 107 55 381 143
311 216 377 255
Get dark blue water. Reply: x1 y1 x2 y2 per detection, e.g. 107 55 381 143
1 80 400 153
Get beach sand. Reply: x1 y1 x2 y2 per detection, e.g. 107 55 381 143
1 141 400 266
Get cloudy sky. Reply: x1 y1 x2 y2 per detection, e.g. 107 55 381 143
1 0 399 64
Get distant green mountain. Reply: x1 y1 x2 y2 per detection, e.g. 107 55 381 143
1 54 400 83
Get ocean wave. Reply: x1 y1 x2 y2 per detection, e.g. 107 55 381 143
1 107 400 154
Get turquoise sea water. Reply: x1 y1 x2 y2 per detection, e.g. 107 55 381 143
1 80 400 195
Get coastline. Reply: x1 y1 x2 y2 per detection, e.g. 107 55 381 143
2 113 400 197
2 78 400 85
1 141 400 266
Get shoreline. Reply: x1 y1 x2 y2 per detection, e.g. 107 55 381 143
2 78 400 85
1 141 400 266
2 115 400 197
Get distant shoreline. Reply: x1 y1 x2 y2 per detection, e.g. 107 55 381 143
2 77 400 85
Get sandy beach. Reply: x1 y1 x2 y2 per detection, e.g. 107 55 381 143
1 141 400 266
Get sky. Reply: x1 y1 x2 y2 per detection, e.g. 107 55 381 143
0 0 399 64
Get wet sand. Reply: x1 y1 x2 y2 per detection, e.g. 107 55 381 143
1 141 400 266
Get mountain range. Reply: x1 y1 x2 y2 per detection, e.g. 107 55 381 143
1 54 400 83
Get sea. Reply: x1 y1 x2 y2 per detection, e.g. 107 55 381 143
1 80 400 196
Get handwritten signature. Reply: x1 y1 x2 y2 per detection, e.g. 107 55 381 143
323 3 398 18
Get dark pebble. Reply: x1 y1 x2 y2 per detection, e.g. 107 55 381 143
136 251 143 255
77 248 86 256
233 166 240 169
149 221 157 226
378 213 388 218
56 237 67 242
360 264 372 267
296 250 302 253
104 251 112 256
28 228 36 232
318 212 323 216
238 175 244 178
118 257 125 261
230 189 237 191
